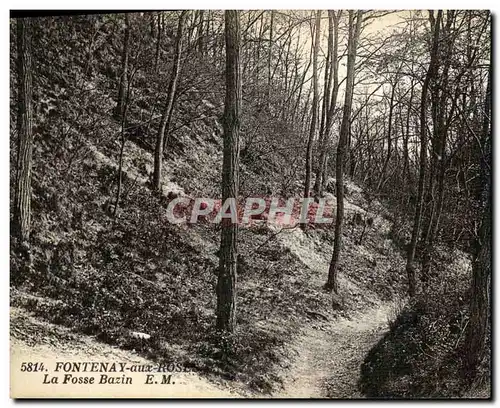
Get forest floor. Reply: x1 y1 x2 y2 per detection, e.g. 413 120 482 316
10 307 242 398
10 132 407 397
11 300 395 399
10 97 409 398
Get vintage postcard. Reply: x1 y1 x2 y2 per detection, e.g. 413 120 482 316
9 9 491 399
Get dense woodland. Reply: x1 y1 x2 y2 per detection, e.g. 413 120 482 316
10 10 491 398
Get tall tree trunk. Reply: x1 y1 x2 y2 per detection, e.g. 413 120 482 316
317 11 341 197
150 13 156 39
153 11 187 193
255 12 265 86
13 18 34 245
303 11 321 199
325 10 362 293
377 80 397 191
187 11 197 48
405 10 442 297
113 67 135 217
216 10 241 333
115 14 130 119
292 43 313 123
266 10 274 106
402 78 415 204
154 12 163 72
420 10 457 287
197 10 205 54
281 26 294 117
464 60 491 376
313 10 334 197
319 12 333 140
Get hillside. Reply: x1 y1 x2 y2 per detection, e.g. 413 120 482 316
10 10 491 399
10 98 408 393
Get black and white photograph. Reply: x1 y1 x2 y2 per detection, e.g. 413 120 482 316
8 8 492 399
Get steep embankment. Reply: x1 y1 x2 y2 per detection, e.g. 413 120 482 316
11 123 408 396
11 45 408 396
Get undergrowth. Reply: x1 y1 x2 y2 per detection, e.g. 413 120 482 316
359 251 491 399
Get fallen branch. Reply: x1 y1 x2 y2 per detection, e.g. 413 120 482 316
306 309 329 321
251 224 299 255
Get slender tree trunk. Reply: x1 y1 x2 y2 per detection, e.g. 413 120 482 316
154 12 163 72
317 11 341 197
420 11 456 286
464 60 491 376
280 27 294 116
216 10 241 333
319 13 333 141
205 10 211 56
325 10 362 293
115 14 130 119
284 31 301 121
292 44 312 123
377 81 396 191
266 10 274 105
187 11 196 47
405 10 442 297
255 12 264 85
153 11 186 192
13 18 34 245
301 85 313 132
304 11 321 200
114 113 127 217
402 79 414 197
313 10 334 197
197 10 205 54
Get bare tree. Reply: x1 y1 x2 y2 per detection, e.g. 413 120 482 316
13 17 34 245
464 60 491 376
153 11 187 192
114 13 131 119
197 10 206 54
313 10 333 197
376 77 397 191
325 10 363 293
113 66 138 217
405 10 442 297
216 10 241 333
267 10 274 104
303 10 321 199
154 12 164 73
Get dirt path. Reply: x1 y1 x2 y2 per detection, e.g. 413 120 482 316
273 227 394 398
11 302 392 399
276 304 392 399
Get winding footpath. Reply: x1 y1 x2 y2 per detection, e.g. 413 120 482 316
11 303 391 399
276 304 392 399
